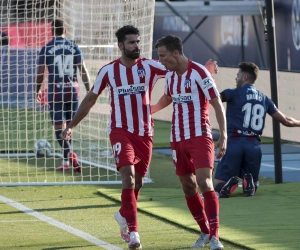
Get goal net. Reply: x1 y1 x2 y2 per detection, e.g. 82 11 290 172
0 0 155 186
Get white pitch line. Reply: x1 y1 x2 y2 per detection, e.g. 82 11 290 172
0 195 123 250
261 163 300 171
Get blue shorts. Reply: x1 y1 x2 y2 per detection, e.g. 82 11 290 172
48 100 79 125
215 141 262 182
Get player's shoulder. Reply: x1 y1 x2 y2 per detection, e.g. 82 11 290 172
98 59 118 74
43 38 55 47
141 58 164 68
190 60 206 71
190 60 210 77
165 70 175 80
191 60 205 68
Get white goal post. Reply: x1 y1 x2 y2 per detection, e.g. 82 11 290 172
0 0 155 186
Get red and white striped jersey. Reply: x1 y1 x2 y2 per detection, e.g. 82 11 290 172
164 59 220 142
92 58 167 136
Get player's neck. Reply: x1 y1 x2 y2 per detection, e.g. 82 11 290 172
175 57 189 76
119 56 138 68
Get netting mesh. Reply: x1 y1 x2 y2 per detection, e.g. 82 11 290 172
0 0 155 185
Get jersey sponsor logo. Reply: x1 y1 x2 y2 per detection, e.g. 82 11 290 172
202 78 213 89
137 68 146 78
237 130 259 137
117 83 148 96
172 93 193 104
184 78 191 88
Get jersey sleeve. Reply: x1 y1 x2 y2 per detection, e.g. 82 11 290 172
164 81 171 97
37 46 46 65
220 88 235 102
197 70 220 101
266 97 278 115
147 60 168 78
73 44 84 64
91 66 109 96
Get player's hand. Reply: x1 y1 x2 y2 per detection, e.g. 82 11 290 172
214 135 227 160
60 128 72 141
36 91 42 102
205 59 218 75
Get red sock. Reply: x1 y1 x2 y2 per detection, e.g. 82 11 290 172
186 193 210 234
121 188 138 232
119 193 124 217
203 191 219 240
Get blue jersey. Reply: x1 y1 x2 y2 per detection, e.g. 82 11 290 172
37 37 83 102
221 84 278 142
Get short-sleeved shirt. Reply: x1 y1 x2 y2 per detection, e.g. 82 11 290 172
91 58 167 136
37 37 83 102
164 59 219 142
221 83 278 142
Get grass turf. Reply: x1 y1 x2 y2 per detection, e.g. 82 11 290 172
0 110 297 249
97 152 300 250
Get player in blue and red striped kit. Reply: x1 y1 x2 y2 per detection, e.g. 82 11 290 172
35 19 91 172
214 62 300 198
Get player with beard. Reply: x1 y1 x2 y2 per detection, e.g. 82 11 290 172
60 25 218 250
60 25 167 250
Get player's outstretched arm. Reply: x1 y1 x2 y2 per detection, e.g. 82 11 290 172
60 91 98 140
77 61 91 93
209 96 227 159
151 94 172 114
272 110 300 127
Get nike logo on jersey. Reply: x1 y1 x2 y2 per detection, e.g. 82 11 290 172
117 83 148 96
172 93 193 104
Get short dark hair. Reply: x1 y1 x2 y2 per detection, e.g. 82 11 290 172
51 19 64 36
155 35 183 54
239 62 259 82
115 25 140 43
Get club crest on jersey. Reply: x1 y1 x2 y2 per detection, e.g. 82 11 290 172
137 68 146 78
172 93 193 104
184 78 191 88
117 83 148 96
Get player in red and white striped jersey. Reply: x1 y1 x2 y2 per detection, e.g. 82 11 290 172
92 57 166 136
60 25 166 250
152 35 227 250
